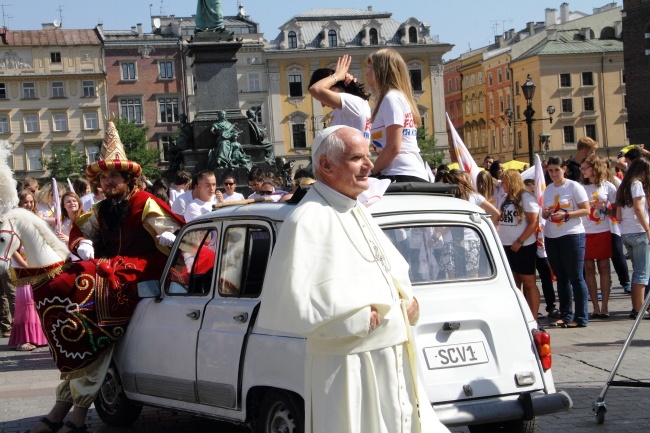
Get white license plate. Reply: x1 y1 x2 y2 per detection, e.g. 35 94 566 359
423 342 489 370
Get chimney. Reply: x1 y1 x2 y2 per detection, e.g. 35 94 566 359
367 6 373 11
495 34 504 47
560 2 570 24
580 27 591 40
131 25 137 33
527 21 535 35
137 23 143 36
545 8 556 27
507 28 514 40
96 23 103 33
547 28 557 41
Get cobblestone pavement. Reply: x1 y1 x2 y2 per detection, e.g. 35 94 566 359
1 289 649 433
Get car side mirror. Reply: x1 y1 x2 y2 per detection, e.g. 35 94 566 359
137 280 162 299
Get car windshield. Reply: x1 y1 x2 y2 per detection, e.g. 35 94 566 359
383 224 494 283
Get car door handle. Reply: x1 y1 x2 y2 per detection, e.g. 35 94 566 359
187 310 201 320
233 313 249 323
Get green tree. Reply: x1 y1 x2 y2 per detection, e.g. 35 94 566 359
114 117 160 179
417 126 445 168
41 143 87 181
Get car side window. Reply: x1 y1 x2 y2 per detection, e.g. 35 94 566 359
383 224 493 283
219 225 271 298
164 227 218 296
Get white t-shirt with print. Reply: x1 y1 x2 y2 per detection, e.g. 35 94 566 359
542 180 588 238
370 90 427 180
582 181 616 234
184 196 216 223
331 93 372 140
620 180 649 235
498 192 539 246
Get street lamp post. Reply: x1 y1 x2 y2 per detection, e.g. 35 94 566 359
505 75 555 166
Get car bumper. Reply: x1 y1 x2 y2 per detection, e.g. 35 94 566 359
434 390 573 427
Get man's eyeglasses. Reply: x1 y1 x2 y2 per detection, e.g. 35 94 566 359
258 191 273 196
224 182 235 186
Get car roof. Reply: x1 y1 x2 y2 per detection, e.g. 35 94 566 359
190 183 485 224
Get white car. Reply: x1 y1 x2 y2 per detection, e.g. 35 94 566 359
95 183 572 433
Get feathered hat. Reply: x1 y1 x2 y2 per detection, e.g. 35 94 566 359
0 140 18 214
85 119 142 180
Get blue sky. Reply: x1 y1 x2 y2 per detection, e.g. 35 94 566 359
7 1 618 59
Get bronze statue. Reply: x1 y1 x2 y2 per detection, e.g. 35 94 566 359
208 110 252 171
196 0 225 32
168 114 194 172
246 108 275 165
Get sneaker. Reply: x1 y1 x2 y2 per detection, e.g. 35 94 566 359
548 309 562 318
537 312 546 320
629 310 650 320
624 284 632 294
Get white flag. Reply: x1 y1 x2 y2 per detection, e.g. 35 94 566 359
446 112 480 187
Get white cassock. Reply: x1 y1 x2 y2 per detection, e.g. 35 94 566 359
258 181 450 433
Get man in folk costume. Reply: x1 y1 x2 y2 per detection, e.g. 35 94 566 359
257 125 450 433
25 121 184 433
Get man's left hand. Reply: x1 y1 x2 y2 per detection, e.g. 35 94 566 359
157 232 176 247
407 297 420 326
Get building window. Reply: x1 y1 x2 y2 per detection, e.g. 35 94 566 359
478 72 483 84
447 79 452 93
563 125 575 143
465 101 470 116
51 81 65 98
50 52 61 63
560 73 571 87
561 98 573 112
489 97 494 116
0 83 6 99
517 131 522 148
22 82 36 99
472 99 477 114
250 105 263 123
408 26 418 43
288 31 297 48
159 61 174 79
584 97 595 111
582 71 594 86
84 112 99 130
248 72 261 92
82 80 96 97
26 147 42 171
479 96 485 113
497 69 503 83
488 73 493 86
499 96 504 113
471 75 475 86
160 135 174 162
369 28 378 45
85 143 100 163
505 68 510 81
0 115 9 133
120 97 142 123
455 77 460 90
158 97 179 123
501 128 507 148
24 114 39 132
53 113 68 131
409 69 422 92
289 74 303 97
515 81 520 95
585 124 597 140
292 123 306 148
328 30 338 47
121 62 137 80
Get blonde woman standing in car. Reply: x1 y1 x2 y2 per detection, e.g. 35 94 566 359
366 48 429 182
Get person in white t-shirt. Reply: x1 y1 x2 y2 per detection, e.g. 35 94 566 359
366 48 429 182
542 156 590 328
221 176 245 202
498 170 540 319
615 157 650 319
308 54 371 139
579 155 616 319
169 170 192 206
184 170 219 223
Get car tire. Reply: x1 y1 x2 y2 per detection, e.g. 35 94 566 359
94 364 143 426
468 417 538 433
256 390 304 433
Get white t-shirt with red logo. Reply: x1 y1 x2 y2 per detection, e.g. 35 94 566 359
331 93 371 141
370 90 427 180
542 180 588 238
582 181 616 234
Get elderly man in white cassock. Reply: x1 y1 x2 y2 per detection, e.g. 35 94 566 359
257 125 450 433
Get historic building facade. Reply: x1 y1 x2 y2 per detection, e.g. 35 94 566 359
264 7 452 167
622 0 650 146
0 26 105 177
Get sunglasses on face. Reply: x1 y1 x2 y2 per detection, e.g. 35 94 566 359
224 182 235 186
258 191 273 196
